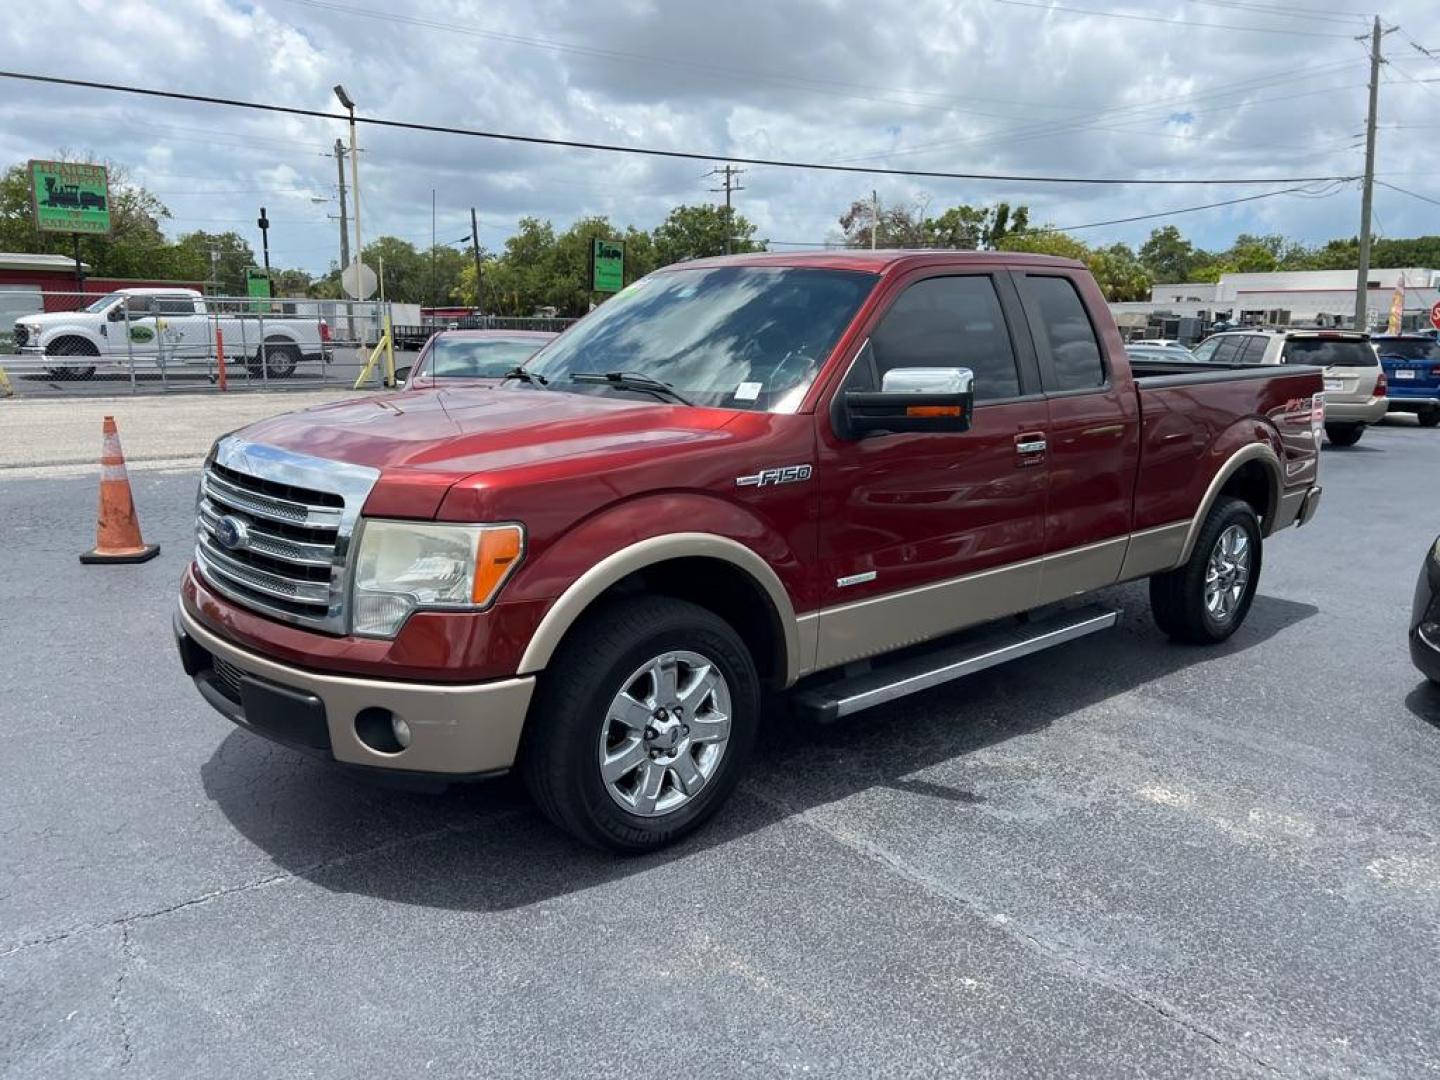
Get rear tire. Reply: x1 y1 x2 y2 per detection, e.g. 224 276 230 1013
1150 496 1262 645
247 340 300 379
1417 409 1440 429
521 595 759 852
1325 423 1364 446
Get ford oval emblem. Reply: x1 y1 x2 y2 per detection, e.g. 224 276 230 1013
214 515 249 552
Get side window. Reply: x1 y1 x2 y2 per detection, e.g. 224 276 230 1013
1192 338 1220 363
1024 275 1105 391
863 276 1022 401
1237 336 1269 364
123 295 155 316
1210 336 1244 364
156 295 198 315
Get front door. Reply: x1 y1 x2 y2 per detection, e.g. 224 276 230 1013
814 269 1050 670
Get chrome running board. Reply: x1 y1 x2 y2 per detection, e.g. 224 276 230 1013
793 604 1121 723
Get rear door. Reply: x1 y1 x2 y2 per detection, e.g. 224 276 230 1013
1013 269 1139 604
153 294 209 361
1282 334 1379 403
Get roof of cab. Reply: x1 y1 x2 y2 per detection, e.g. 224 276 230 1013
663 249 1087 275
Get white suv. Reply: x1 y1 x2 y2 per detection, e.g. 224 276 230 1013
1192 330 1387 446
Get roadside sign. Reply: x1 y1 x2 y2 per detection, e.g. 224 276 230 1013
28 160 111 235
341 259 378 300
590 238 624 293
246 268 272 313
1431 300 1440 330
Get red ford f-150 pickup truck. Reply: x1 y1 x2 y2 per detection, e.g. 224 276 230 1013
175 251 1325 851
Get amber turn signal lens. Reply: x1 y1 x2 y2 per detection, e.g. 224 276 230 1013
472 525 524 605
905 404 963 417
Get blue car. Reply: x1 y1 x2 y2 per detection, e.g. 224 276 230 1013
1373 334 1440 427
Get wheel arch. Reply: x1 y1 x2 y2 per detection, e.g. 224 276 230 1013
517 534 803 688
1178 441 1283 563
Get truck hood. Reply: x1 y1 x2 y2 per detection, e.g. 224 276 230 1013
235 385 744 515
23 309 96 326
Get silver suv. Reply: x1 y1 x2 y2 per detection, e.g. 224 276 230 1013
1192 330 1386 446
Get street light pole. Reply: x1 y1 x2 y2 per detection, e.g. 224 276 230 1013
257 206 271 295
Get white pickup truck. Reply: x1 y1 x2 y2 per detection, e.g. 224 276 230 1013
13 288 330 380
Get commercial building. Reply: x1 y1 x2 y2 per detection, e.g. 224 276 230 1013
1112 267 1440 340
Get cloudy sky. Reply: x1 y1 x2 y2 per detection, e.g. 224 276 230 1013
3 0 1439 275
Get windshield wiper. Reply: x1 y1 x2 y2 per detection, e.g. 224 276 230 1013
571 371 692 405
498 366 548 387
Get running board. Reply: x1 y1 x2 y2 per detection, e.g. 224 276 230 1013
793 604 1121 723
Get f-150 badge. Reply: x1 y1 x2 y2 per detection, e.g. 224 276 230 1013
736 464 813 488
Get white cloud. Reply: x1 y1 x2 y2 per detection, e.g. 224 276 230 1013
2 0 1438 273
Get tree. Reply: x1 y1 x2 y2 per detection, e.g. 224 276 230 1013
1139 225 1198 283
998 229 1088 261
1087 242 1151 301
652 203 759 265
171 231 257 295
838 196 929 248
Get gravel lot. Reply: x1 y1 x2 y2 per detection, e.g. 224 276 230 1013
2 414 1438 1078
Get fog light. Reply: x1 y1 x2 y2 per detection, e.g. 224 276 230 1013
392 716 412 749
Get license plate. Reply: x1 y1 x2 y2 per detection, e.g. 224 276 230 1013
1393 369 1417 380
1324 378 1343 391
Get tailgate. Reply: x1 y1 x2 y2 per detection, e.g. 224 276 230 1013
1283 336 1379 403
1378 340 1440 393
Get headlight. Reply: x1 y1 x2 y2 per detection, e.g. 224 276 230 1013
351 520 524 638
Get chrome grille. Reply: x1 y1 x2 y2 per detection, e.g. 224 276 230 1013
194 438 379 634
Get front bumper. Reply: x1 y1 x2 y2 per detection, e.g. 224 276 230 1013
1412 559 1440 684
1324 396 1388 425
175 603 534 777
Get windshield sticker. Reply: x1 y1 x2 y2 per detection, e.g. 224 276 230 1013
734 381 762 401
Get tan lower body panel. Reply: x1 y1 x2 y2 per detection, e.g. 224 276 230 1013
1117 521 1190 580
180 606 534 774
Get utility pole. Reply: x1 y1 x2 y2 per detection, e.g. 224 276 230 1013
871 190 879 250
1355 16 1396 331
707 165 745 254
333 139 350 276
470 207 484 316
257 206 271 295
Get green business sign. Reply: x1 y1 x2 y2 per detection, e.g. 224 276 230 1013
591 238 624 293
29 160 111 235
246 268 272 312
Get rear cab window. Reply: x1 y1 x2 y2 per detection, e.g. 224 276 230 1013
1282 338 1377 367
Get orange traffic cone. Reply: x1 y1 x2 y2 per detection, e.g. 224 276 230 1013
80 416 160 564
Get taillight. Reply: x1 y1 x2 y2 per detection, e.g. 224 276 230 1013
1310 393 1325 436
1374 371 1387 398
1430 367 1440 379
318 319 332 343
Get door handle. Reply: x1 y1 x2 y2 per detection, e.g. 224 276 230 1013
1015 433 1047 455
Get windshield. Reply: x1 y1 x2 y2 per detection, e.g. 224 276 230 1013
1283 338 1376 367
1375 339 1440 362
83 293 121 313
419 336 549 379
525 265 877 412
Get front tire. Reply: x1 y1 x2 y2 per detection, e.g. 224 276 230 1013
521 595 759 852
1325 423 1364 446
1150 496 1262 644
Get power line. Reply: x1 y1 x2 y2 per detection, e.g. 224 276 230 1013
1376 180 1440 208
1185 0 1369 27
0 69 1355 187
990 0 1356 38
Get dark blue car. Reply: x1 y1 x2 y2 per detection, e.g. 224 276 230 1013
1373 334 1440 427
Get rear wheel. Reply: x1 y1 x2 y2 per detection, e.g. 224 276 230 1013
1416 408 1440 429
247 340 300 379
1325 423 1364 447
1150 496 1262 645
521 595 759 852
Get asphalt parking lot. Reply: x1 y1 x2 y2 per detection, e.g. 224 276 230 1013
3 408 1439 1078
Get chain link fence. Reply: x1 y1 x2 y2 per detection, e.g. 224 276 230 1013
1 288 573 397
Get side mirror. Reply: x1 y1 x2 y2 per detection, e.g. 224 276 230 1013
840 366 975 437
107 306 127 322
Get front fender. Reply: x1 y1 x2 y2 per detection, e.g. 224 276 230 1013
35 324 104 352
508 493 807 683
